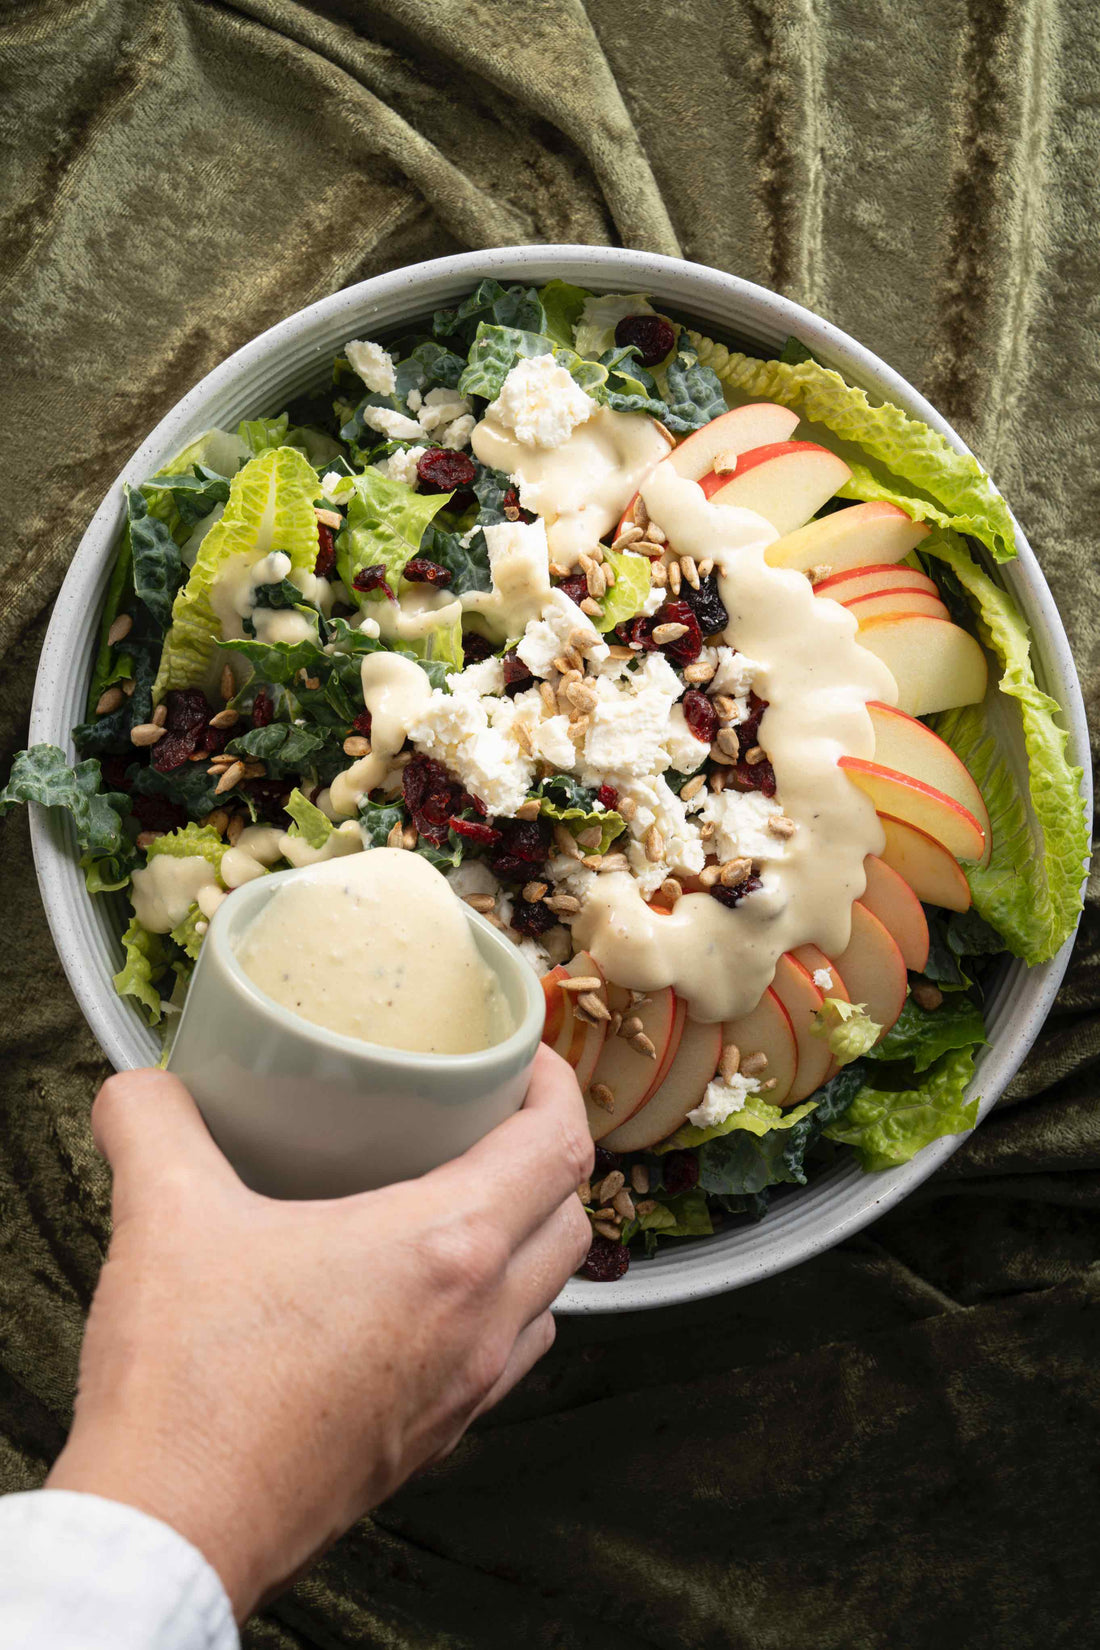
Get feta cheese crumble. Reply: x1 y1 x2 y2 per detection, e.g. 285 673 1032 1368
345 339 397 396
813 967 834 991
515 587 608 679
709 647 761 701
359 405 425 442
697 787 789 863
487 354 596 449
686 1071 762 1129
374 445 425 487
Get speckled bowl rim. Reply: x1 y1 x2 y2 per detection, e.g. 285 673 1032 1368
27 246 1091 1314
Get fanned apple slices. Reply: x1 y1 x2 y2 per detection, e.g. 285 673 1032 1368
539 405 996 1148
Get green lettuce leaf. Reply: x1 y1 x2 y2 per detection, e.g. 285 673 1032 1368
691 333 1017 561
538 279 591 349
537 795 624 855
869 994 986 1073
170 905 208 961
432 279 545 349
0 745 130 856
113 918 171 1024
336 469 454 601
924 535 1089 963
687 1063 869 1193
285 787 333 849
142 465 232 532
238 415 291 457
595 549 652 631
154 446 323 698
811 997 883 1065
574 292 659 359
630 1188 713 1240
145 822 226 874
660 1089 819 1153
824 1045 979 1171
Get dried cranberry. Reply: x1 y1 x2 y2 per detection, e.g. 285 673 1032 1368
556 573 589 606
314 522 337 578
461 630 494 666
681 690 717 746
448 816 503 846
735 758 777 798
489 816 551 882
150 731 197 773
661 1150 699 1196
352 564 395 601
402 557 453 588
416 448 477 494
251 690 274 728
709 872 763 909
242 777 293 823
617 615 657 651
403 754 463 847
613 314 676 369
131 793 187 835
578 1232 630 1282
203 724 228 756
511 898 558 938
501 649 534 696
596 784 619 810
655 599 702 665
684 572 728 636
738 692 768 749
163 688 211 735
501 486 535 523
349 709 372 739
593 1146 622 1179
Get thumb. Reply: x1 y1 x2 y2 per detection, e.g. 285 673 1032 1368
92 1068 241 1221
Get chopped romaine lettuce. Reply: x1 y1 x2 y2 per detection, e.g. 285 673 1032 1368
811 997 883 1064
285 788 333 849
145 822 226 874
574 292 658 358
660 1090 819 1153
868 994 987 1073
536 792 624 855
537 279 590 349
595 549 652 631
336 469 454 601
824 1045 979 1171
114 918 172 1024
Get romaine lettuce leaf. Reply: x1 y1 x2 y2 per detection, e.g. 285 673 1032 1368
336 469 454 601
811 997 882 1064
536 793 624 855
154 446 323 698
629 1188 713 1240
113 918 172 1024
868 994 986 1073
170 905 208 961
285 788 332 849
595 549 652 631
0 745 130 857
824 1045 979 1171
690 333 1017 561
574 292 658 358
923 535 1089 963
659 1090 819 1154
145 822 226 874
538 280 591 349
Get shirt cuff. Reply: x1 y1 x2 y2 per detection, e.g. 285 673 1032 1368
0 1488 238 1650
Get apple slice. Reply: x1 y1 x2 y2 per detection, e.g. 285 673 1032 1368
615 403 799 536
723 985 799 1106
860 855 930 971
790 945 849 1079
825 901 908 1039
585 985 680 1140
815 563 940 602
771 953 832 1103
766 501 931 575
602 1013 723 1152
855 614 988 716
847 589 950 623
839 757 986 861
878 813 971 912
541 965 569 1047
867 702 991 866
701 441 852 536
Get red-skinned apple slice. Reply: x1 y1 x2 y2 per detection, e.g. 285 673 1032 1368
839 757 986 861
878 814 971 912
860 855 930 972
771 954 832 1103
766 501 931 574
846 589 950 623
722 985 799 1107
700 441 852 536
585 984 681 1140
542 965 568 1046
544 952 604 1076
615 403 798 537
825 902 908 1040
602 1012 722 1152
790 944 849 1079
867 701 992 866
815 563 940 602
855 614 988 715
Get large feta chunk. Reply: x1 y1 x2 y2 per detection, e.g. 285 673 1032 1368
418 386 472 432
661 704 709 774
578 651 683 787
710 647 760 699
487 354 596 449
686 1071 762 1129
698 787 788 863
345 339 397 396
373 444 425 487
514 586 609 678
359 404 425 442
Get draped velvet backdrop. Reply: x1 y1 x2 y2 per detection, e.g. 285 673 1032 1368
0 3 1097 1645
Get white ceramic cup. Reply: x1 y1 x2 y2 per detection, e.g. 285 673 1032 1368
166 866 545 1200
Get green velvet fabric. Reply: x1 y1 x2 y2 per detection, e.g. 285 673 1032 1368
1 2 1097 1644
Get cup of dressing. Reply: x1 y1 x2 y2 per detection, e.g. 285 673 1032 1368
167 848 545 1199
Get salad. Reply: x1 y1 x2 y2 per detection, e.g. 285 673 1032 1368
3 277 1088 1283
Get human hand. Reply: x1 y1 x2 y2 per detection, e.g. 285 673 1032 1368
46 1046 592 1619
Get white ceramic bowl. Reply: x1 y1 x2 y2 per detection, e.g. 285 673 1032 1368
28 246 1090 1314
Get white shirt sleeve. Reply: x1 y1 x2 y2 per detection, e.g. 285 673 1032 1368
0 1489 238 1650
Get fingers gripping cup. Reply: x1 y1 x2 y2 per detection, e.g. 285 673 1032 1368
167 849 545 1199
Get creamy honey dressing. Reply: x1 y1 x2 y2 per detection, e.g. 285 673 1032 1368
235 849 513 1053
572 466 898 1023
471 405 671 568
327 652 434 818
131 854 220 933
